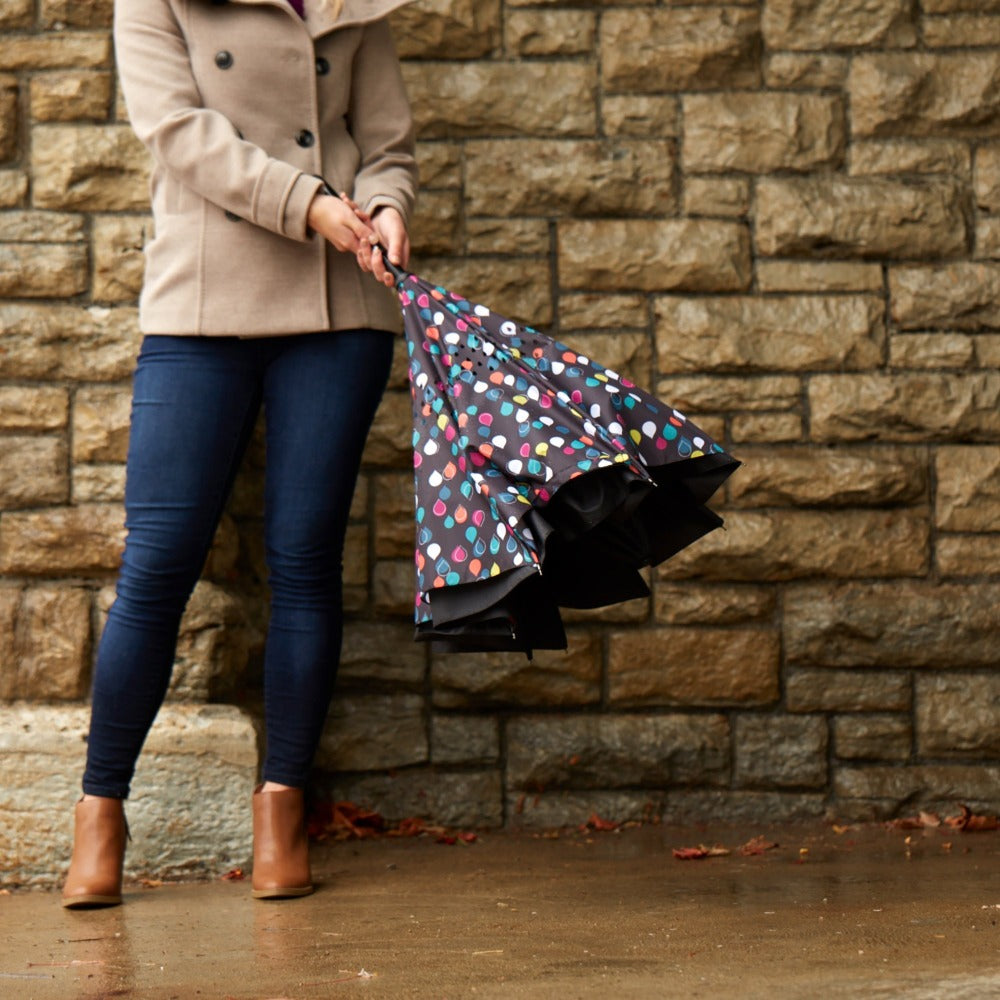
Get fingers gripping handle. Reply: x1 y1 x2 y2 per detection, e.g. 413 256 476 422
375 242 408 286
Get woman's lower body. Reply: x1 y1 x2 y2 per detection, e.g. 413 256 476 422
63 328 394 906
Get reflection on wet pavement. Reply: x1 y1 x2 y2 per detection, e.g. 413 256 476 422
1 822 998 998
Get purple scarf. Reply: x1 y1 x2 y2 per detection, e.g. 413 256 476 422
287 0 305 17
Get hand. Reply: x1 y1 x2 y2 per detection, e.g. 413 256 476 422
365 205 411 287
307 193 377 256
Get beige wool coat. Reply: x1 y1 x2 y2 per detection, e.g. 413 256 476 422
114 0 418 336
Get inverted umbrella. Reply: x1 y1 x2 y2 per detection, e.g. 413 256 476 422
377 249 740 656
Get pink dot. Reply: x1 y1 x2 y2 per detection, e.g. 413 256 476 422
417 294 430 308
413 453 422 468
470 452 485 467
539 395 552 408
479 413 493 426
432 499 447 517
571 390 583 404
655 437 667 450
457 457 466 471
445 425 456 440
473 510 485 526
452 546 467 562
563 446 575 455
520 443 531 457
456 319 468 331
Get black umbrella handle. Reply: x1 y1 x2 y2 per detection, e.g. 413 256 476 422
374 241 408 285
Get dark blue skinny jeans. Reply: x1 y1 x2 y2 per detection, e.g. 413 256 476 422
82 329 394 798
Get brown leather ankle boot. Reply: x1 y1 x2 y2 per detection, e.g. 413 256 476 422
62 796 129 908
251 784 313 899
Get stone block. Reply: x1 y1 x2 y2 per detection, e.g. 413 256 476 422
608 627 780 706
809 373 1000 442
0 304 142 381
0 586 91 701
849 53 1000 138
764 53 847 88
889 333 975 369
756 177 966 259
315 693 427 771
936 535 1000 577
653 584 776 626
834 765 1000 812
0 169 28 206
658 509 929 582
373 471 415 558
0 243 88 297
730 412 802 444
975 144 1000 211
559 219 751 292
558 293 648 331
0 209 86 242
601 7 761 93
735 714 828 788
342 522 368 594
0 386 68 430
0 504 124 574
403 61 595 138
0 0 32 28
0 703 257 886
976 335 1000 367
466 140 675 217
337 620 427 688
762 0 916 49
316 768 503 829
410 189 461 257
73 463 125 503
891 263 1000 329
916 675 1000 758
30 70 111 122
850 139 970 177
372 558 414 617
416 141 461 188
656 375 801 413
663 789 826 823
683 94 844 173
924 0 1000 10
0 74 16 162
432 714 499 765
975 217 1000 259
72 385 131 463
92 214 148 301
510 790 664 830
392 0 499 59
833 715 912 761
786 671 911 713
466 218 548 256
756 261 882 293
506 713 731 789
363 390 415 469
935 446 1000 532
408 255 553 327
32 124 150 211
655 295 883 373
0 435 68 508
41 0 113 27
0 33 111 70
683 177 750 218
727 445 926 508
506 10 595 56
431 632 600 708
784 582 1000 668
925 14 1000 47
602 95 679 138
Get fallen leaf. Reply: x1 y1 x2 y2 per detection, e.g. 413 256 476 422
738 836 779 856
139 878 163 889
672 844 730 860
579 813 619 833
220 867 245 881
946 804 1000 832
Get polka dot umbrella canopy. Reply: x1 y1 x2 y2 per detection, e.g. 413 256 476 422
383 251 740 657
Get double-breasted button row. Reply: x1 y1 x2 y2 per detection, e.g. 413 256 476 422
215 50 233 69
316 57 330 75
295 129 315 148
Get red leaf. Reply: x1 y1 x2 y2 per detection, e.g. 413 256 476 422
738 836 779 856
220 867 245 881
672 844 730 860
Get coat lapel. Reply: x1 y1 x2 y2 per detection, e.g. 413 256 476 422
218 0 413 38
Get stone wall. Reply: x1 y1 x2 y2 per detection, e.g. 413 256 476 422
2 0 1000 881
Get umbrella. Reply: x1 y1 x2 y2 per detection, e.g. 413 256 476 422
377 248 740 656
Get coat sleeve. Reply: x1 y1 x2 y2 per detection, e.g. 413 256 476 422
347 18 418 226
113 0 321 242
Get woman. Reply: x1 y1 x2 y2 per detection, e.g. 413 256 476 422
62 0 417 907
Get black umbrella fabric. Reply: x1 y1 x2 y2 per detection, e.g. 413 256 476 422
382 253 740 656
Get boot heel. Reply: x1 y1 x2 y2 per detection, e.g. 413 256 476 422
62 797 128 909
251 784 313 899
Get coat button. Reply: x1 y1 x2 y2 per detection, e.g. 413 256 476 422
215 50 233 69
225 210 241 222
295 129 315 148
315 56 330 75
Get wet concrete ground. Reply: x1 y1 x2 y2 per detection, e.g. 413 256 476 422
1 821 998 999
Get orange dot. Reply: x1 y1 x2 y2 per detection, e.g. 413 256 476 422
469 558 482 575
562 350 576 363
489 372 504 385
433 575 446 588
443 462 457 479
426 326 440 340
454 505 468 523
479 444 493 459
